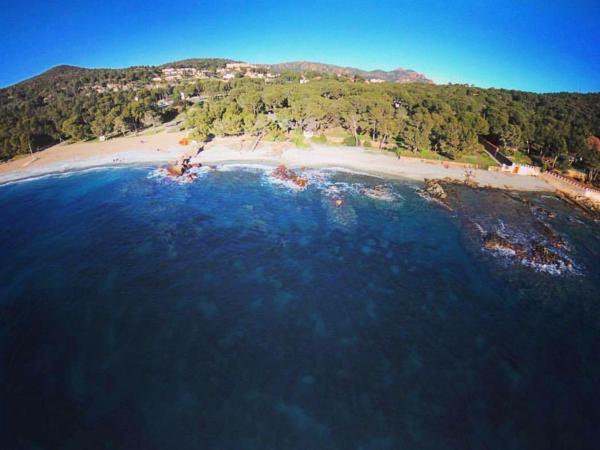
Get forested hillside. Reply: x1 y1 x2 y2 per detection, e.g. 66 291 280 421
1 61 599 181
186 80 600 180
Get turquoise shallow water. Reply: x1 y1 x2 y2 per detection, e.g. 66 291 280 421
0 166 599 450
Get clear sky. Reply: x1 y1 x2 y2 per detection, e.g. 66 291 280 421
1 0 598 92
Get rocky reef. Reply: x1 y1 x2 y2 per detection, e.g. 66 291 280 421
426 179 579 273
482 231 567 267
483 232 526 256
556 191 600 221
361 185 396 201
533 221 565 248
420 179 453 209
271 165 308 189
423 179 448 200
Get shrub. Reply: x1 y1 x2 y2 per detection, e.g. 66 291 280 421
291 129 308 148
311 133 328 144
343 135 357 146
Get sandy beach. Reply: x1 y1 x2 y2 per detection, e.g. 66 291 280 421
0 130 552 191
0 130 189 184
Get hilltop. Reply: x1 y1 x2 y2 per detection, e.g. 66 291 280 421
11 65 93 89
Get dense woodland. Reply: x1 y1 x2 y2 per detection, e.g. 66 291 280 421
2 61 599 182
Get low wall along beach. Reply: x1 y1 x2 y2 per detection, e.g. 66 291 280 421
541 171 600 201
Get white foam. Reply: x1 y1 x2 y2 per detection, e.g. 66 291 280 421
520 258 579 276
0 165 132 187
147 166 212 184
213 163 276 173
473 222 486 235
146 163 409 205
263 176 307 191
484 241 579 276
361 186 398 202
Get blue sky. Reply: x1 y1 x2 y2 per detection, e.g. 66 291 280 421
0 0 598 92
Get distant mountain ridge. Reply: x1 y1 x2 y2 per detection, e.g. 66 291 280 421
263 61 433 83
158 58 434 83
7 58 433 89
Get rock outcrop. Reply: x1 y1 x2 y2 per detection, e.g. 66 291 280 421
483 232 526 257
271 165 308 188
483 231 568 268
530 243 565 266
423 179 447 200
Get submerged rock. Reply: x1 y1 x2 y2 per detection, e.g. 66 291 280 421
533 220 565 248
445 183 578 274
362 185 395 201
529 243 565 266
483 232 526 257
534 206 556 219
483 231 569 269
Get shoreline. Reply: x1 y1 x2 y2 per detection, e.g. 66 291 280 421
0 130 553 192
0 129 189 186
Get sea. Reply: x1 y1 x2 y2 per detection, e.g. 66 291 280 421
0 166 599 450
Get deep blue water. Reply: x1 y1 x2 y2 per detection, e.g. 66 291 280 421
0 167 599 450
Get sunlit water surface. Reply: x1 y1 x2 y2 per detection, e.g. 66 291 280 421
0 167 599 450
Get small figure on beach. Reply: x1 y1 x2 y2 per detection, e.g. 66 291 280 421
464 168 478 187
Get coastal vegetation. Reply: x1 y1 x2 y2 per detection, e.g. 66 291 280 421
1 60 599 183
